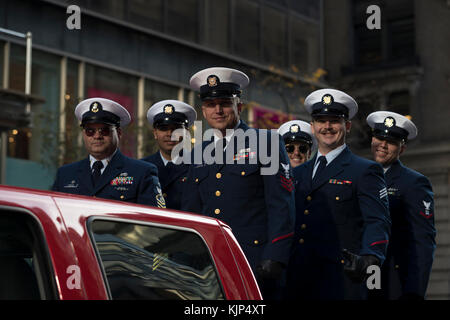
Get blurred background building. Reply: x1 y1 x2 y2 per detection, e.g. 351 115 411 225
0 0 448 298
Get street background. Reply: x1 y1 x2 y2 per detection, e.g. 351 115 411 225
0 0 448 299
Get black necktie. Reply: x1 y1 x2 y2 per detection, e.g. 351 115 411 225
313 156 327 181
92 160 104 185
166 162 174 170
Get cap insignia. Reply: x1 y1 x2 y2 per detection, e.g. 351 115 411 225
90 102 101 113
384 117 396 128
164 104 174 114
290 124 300 133
322 94 333 106
207 75 219 87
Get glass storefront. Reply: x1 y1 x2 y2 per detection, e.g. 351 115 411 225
6 45 61 189
85 64 139 158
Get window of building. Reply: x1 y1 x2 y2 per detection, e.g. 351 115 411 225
166 0 199 43
0 210 57 299
89 219 224 300
85 64 138 158
62 59 83 165
262 6 287 68
290 18 310 73
388 91 410 116
353 0 383 66
352 0 415 67
88 0 126 20
387 12 415 61
127 0 164 32
0 41 4 88
289 0 320 21
233 0 260 60
266 0 289 8
348 100 377 149
8 46 60 165
204 0 230 52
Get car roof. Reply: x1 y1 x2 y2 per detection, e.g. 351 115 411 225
0 185 228 229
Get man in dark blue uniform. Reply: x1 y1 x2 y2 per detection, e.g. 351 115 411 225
52 97 165 208
286 89 391 300
181 67 295 299
367 111 436 300
141 100 196 210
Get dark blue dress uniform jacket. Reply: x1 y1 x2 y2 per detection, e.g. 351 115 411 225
375 160 436 299
180 121 296 271
287 146 391 299
52 150 164 207
141 152 188 210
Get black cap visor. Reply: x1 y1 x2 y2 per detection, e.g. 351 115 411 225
311 102 349 119
81 110 120 127
283 132 313 146
200 82 241 100
372 125 408 143
153 112 188 128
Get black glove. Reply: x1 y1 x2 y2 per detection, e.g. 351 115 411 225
342 249 380 283
255 260 285 280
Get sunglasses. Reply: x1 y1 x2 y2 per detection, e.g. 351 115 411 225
286 144 309 154
83 127 113 137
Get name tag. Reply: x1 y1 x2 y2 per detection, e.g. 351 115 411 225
64 180 79 188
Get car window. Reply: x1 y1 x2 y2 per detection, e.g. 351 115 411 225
89 219 225 300
0 210 57 300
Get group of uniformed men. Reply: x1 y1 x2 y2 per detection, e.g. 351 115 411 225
52 66 436 300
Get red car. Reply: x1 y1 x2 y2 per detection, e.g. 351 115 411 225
0 185 261 300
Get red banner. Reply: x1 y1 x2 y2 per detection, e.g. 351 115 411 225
251 104 296 129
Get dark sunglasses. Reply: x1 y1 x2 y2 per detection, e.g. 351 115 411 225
286 144 309 154
83 127 112 137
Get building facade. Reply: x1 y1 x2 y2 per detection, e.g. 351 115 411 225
0 0 324 189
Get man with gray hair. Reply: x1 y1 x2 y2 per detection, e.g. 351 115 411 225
181 67 295 299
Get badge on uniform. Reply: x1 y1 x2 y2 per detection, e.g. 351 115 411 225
207 75 219 87
420 200 433 219
388 187 398 195
384 116 396 128
164 104 174 114
110 173 134 186
329 179 352 185
379 187 388 199
233 148 256 161
64 180 79 188
280 163 293 192
90 101 101 113
156 193 166 208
